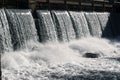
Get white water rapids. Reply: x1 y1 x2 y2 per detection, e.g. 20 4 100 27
2 37 120 80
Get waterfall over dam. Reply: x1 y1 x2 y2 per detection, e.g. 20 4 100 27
51 10 76 42
5 9 38 50
36 10 58 42
0 9 13 53
0 9 119 51
1 9 120 80
69 11 90 38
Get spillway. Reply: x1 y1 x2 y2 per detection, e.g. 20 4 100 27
96 12 113 37
1 9 120 80
69 11 90 38
5 9 38 50
0 9 12 53
52 10 76 42
36 10 58 42
84 12 102 37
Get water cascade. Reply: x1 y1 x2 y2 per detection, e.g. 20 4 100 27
0 9 12 53
1 9 120 80
69 11 90 38
96 12 113 37
5 9 38 50
84 12 102 37
52 11 76 42
36 10 58 42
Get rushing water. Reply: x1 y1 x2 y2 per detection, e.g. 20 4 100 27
5 9 38 50
0 9 120 80
2 37 120 80
96 12 113 37
69 11 90 38
0 9 13 53
84 12 102 37
36 10 58 42
52 10 76 42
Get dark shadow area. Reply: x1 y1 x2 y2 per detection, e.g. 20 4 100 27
0 0 29 9
110 13 120 37
101 13 114 38
34 19 42 42
83 52 101 58
102 12 120 38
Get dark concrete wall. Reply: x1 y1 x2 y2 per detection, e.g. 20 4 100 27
0 0 120 13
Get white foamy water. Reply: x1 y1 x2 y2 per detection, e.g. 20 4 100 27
2 37 120 80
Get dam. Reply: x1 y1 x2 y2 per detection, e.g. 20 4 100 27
0 0 120 80
0 9 120 51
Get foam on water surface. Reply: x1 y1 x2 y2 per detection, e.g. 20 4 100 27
2 37 120 80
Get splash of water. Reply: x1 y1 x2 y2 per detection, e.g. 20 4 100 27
2 37 120 80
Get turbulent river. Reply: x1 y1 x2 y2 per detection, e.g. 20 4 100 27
2 37 120 80
0 9 120 80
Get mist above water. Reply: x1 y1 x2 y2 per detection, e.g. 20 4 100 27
2 37 120 80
